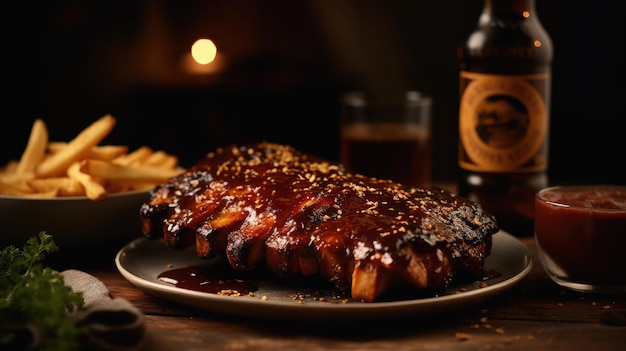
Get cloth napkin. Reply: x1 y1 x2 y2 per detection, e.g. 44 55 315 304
1 270 145 351
62 269 146 351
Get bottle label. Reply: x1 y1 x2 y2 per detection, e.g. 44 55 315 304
458 71 549 173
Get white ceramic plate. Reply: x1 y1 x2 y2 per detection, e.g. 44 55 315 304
116 231 532 321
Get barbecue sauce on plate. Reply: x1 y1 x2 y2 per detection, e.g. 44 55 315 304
156 262 502 302
158 265 258 296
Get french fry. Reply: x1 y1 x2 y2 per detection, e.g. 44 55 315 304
48 142 129 161
86 145 129 160
36 114 117 177
0 160 19 174
2 114 186 200
112 146 153 166
67 161 108 201
27 177 85 197
142 150 179 169
25 190 59 198
0 179 33 196
15 118 49 175
105 181 132 194
0 186 57 198
46 141 65 153
0 173 34 194
80 159 184 185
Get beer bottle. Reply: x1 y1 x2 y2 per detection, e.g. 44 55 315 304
457 0 553 236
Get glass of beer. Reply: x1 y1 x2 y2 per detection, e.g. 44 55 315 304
339 91 433 189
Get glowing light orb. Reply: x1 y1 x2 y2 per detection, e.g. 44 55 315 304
191 39 217 65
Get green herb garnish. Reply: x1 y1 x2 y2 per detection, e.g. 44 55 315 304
1 232 87 351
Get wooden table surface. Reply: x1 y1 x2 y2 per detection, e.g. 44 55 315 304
85 233 626 351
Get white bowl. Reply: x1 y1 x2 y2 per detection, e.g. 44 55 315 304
0 189 151 268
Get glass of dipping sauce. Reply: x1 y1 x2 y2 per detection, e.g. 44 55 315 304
535 185 626 294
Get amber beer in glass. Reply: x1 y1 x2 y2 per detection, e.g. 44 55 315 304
340 91 432 189
457 0 553 236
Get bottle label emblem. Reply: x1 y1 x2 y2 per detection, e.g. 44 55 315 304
459 72 549 173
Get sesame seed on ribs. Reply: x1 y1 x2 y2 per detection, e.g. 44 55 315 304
140 142 499 302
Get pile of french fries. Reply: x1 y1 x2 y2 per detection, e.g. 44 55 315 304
0 114 186 200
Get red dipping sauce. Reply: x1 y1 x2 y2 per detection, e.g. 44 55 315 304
534 185 626 293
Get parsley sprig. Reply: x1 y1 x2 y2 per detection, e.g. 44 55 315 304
1 232 87 351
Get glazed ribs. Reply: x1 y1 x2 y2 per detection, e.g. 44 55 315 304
140 142 499 302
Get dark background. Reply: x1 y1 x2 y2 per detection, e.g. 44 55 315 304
3 0 624 185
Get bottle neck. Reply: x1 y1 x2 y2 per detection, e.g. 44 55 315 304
482 0 537 19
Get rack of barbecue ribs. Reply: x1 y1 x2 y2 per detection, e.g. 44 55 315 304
140 142 499 302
